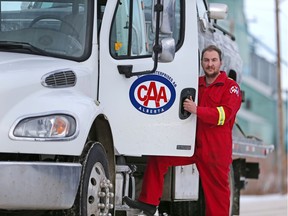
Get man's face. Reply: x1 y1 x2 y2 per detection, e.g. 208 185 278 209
201 50 222 79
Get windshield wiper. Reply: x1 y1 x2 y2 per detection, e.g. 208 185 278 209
0 41 48 56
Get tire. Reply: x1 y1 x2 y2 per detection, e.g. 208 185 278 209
0 210 45 216
70 142 114 216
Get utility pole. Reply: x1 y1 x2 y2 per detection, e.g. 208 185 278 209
275 0 287 194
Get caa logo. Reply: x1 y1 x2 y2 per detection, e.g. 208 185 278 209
230 85 240 96
129 74 176 115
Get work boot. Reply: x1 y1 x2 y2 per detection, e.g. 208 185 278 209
123 196 157 216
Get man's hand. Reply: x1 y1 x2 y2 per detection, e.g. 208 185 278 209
183 96 197 114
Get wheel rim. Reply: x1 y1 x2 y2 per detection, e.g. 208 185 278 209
87 162 113 216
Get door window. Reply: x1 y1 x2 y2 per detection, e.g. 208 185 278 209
110 0 182 58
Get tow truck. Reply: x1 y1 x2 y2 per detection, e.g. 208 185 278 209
0 0 274 215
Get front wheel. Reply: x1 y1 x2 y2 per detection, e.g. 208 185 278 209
72 142 114 216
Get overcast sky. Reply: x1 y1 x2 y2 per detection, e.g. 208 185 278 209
244 0 288 91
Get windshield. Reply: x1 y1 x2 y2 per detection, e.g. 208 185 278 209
0 0 89 60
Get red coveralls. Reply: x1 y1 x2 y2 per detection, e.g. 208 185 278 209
138 72 242 215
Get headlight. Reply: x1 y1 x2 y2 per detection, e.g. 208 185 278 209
12 114 77 140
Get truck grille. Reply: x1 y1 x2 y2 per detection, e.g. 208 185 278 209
42 70 76 88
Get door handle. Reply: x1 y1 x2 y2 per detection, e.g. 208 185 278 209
179 88 196 120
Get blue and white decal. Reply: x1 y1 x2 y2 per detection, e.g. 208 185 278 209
129 72 177 115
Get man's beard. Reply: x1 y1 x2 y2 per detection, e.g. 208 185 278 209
204 70 219 79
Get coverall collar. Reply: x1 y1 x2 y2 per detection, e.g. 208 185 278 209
199 71 227 87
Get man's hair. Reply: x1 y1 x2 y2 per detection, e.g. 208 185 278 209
201 45 222 61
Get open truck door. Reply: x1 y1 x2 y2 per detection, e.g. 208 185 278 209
99 0 199 156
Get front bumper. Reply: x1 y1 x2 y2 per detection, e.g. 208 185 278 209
0 162 81 210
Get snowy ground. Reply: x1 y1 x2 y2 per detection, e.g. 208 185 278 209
239 194 288 216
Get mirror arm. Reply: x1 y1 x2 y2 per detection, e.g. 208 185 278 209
118 0 163 78
212 23 235 41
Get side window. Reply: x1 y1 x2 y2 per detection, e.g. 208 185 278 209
110 0 129 57
110 0 182 58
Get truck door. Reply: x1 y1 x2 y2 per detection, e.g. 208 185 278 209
99 0 199 156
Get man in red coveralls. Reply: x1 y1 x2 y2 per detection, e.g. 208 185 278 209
124 45 242 216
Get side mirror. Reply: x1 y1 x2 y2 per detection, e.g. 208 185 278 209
153 37 175 62
152 0 176 63
208 3 228 20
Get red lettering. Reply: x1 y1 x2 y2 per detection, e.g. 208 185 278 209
157 86 167 104
144 82 158 107
137 85 147 101
137 82 168 108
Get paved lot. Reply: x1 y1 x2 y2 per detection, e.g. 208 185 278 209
240 194 288 216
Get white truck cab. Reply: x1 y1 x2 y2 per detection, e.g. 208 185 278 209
0 1 273 216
